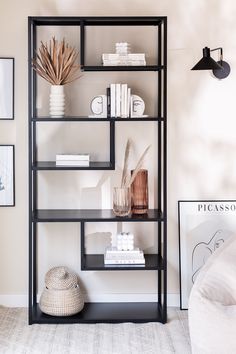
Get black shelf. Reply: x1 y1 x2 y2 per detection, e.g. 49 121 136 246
82 254 164 271
32 161 113 170
33 209 164 222
33 302 163 324
32 116 164 122
82 65 164 72
30 16 164 27
28 15 167 325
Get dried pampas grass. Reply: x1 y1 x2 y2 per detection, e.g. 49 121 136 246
121 139 151 188
32 37 81 85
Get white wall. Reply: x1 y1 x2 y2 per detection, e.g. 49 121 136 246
0 0 236 306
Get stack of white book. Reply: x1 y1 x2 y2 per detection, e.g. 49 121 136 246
104 247 145 265
102 53 146 66
109 83 131 118
108 83 147 118
56 154 90 166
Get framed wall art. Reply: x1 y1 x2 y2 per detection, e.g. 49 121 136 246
0 57 14 120
178 200 236 309
0 145 15 206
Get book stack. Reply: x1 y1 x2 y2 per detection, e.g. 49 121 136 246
107 83 131 118
107 83 147 118
104 247 145 265
56 154 90 167
102 53 146 66
103 42 146 66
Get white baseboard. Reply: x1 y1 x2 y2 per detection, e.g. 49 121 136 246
0 293 179 308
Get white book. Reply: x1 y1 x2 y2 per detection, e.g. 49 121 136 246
124 84 128 118
104 259 145 265
56 160 90 166
102 54 120 60
115 83 121 117
129 60 146 66
127 88 131 118
121 84 128 118
110 84 116 117
127 53 145 59
105 248 143 256
103 60 120 66
56 154 90 161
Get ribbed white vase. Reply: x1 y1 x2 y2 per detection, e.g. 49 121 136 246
49 85 65 118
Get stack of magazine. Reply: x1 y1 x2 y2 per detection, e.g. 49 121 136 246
104 247 145 266
56 154 90 167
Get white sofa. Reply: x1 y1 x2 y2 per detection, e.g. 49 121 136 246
188 235 236 354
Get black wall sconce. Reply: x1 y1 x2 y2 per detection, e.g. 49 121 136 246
191 47 230 79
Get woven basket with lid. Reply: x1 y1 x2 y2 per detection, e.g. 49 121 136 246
39 266 84 317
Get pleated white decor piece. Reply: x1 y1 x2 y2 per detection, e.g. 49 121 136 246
49 85 65 118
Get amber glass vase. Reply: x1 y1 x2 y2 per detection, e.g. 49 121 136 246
131 169 148 214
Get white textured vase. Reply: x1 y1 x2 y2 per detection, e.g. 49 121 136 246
49 85 65 118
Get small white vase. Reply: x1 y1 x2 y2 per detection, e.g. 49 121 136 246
49 85 65 118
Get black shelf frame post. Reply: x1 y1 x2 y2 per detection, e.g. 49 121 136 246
28 16 167 325
162 16 168 323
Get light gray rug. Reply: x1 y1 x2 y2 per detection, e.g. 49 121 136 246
0 306 191 354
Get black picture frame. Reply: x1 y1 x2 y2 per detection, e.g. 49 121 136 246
0 144 15 206
0 57 14 120
178 199 236 310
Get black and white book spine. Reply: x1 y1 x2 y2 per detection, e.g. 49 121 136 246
106 87 111 118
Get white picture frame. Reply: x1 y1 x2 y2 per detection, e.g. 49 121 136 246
178 200 236 309
0 145 15 206
0 58 14 120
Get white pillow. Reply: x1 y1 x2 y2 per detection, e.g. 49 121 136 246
188 235 236 354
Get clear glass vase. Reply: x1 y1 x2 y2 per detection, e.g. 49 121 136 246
113 187 131 217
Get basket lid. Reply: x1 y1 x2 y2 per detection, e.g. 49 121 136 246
45 266 78 290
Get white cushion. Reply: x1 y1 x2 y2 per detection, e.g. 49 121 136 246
188 235 236 354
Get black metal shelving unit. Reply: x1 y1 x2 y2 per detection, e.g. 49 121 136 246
28 16 167 324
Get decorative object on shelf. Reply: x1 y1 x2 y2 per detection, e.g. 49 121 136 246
89 95 107 118
116 232 134 251
178 200 235 309
32 37 81 117
112 139 150 217
113 187 131 217
104 232 145 265
130 95 146 118
191 47 230 79
0 145 15 206
89 84 147 119
115 42 130 54
131 169 148 214
49 85 65 118
102 42 146 66
39 266 84 316
0 58 14 120
56 153 90 166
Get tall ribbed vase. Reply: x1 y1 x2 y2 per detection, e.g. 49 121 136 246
49 85 65 118
131 169 148 214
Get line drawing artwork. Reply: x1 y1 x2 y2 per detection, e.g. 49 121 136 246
179 200 236 309
191 229 225 284
0 146 14 205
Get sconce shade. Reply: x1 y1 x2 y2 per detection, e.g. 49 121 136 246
191 47 222 71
